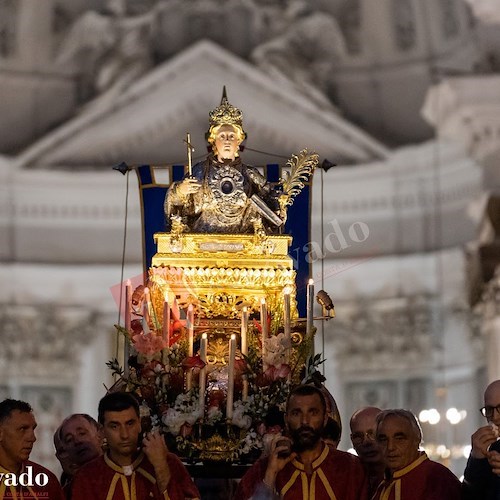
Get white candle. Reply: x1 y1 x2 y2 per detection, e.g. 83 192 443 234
241 307 249 401
162 293 170 344
187 304 194 356
143 287 151 331
226 334 236 421
199 334 207 418
283 286 291 364
186 304 194 390
260 298 268 370
306 279 314 351
241 306 248 357
124 280 132 378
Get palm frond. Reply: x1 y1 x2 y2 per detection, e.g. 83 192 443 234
280 149 319 207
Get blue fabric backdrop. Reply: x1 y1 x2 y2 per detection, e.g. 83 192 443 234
136 164 311 317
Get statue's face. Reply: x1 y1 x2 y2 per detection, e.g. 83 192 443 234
214 125 240 161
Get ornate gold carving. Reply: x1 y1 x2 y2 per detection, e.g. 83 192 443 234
154 233 292 258
193 432 241 463
150 233 296 319
209 95 243 130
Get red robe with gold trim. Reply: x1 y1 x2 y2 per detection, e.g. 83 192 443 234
71 452 199 500
236 445 368 500
0 461 65 500
372 452 461 500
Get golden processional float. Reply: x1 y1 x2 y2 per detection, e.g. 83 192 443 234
110 92 338 463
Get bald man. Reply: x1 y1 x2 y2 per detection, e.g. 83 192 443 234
350 407 385 497
463 379 500 500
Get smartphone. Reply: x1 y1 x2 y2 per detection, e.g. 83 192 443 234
276 438 293 458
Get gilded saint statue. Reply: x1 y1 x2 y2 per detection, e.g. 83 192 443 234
164 91 284 235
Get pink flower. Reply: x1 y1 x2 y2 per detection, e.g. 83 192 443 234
263 364 291 383
132 333 167 356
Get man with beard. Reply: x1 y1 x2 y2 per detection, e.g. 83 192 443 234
54 413 103 497
235 385 368 499
0 398 65 500
350 407 385 497
71 392 199 500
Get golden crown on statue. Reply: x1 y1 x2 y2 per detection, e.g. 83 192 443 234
208 95 244 129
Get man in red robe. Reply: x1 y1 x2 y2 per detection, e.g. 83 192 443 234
54 413 103 498
71 392 199 500
349 406 385 498
235 385 368 499
372 409 461 500
0 398 65 500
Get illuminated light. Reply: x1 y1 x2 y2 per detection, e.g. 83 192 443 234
427 409 441 425
436 444 447 456
460 410 467 420
446 407 462 425
463 445 472 458
419 410 429 423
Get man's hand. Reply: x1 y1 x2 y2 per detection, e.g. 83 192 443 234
262 435 297 491
471 426 498 459
143 431 171 493
487 450 500 475
177 178 201 196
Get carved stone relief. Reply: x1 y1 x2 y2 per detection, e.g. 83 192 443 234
21 386 73 475
475 266 500 323
330 294 434 372
392 0 417 51
438 0 460 39
345 378 428 418
0 0 18 58
338 0 362 55
0 304 100 378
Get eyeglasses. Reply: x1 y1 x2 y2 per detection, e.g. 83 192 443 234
480 405 500 419
351 430 376 446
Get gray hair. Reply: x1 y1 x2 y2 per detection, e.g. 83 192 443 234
375 409 423 445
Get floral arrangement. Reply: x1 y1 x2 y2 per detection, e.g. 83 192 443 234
108 295 317 463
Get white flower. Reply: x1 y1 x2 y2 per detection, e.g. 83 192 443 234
232 403 252 429
206 406 223 425
162 408 184 435
139 404 151 418
263 333 287 367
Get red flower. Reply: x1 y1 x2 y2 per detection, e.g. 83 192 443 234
253 315 271 343
234 358 249 377
168 320 184 346
181 355 206 370
130 319 143 334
